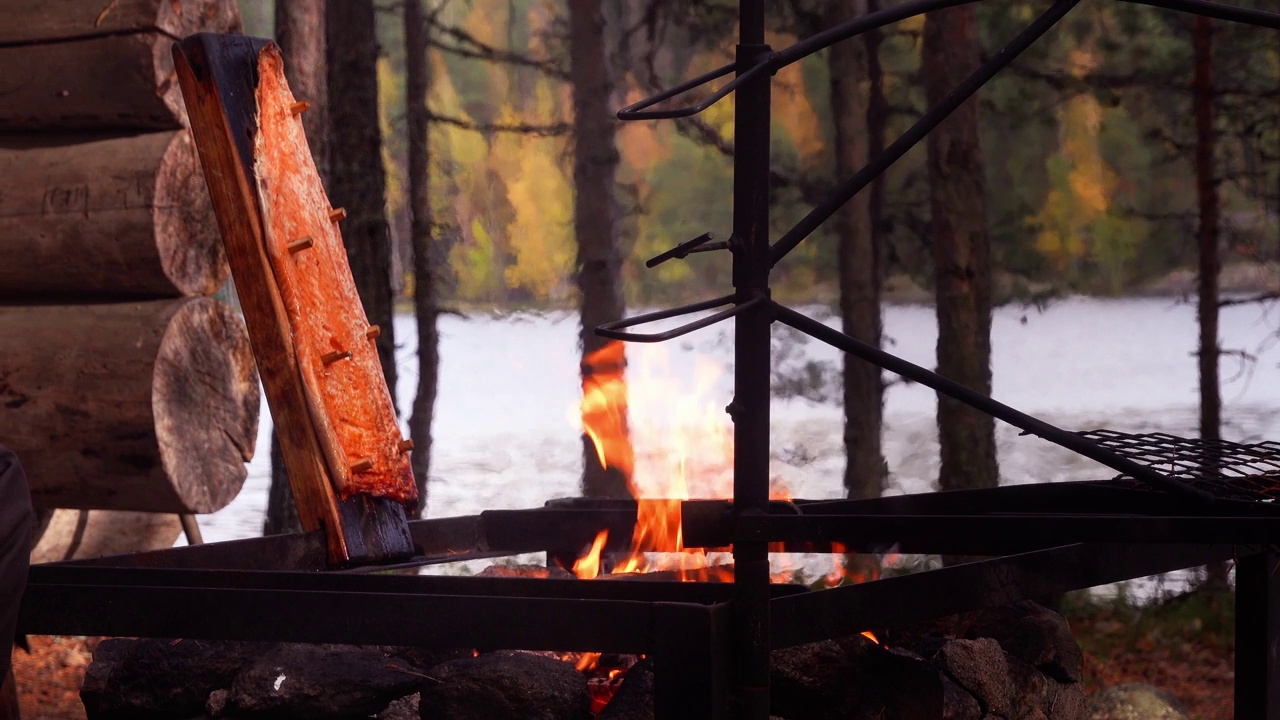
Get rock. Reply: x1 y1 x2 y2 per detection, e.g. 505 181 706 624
598 657 653 720
378 694 420 720
966 601 1084 683
206 688 231 717
227 643 423 719
934 639 1013 718
82 638 264 719
1087 684 1189 720
941 675 982 720
1048 680 1087 720
418 650 591 720
771 640 943 719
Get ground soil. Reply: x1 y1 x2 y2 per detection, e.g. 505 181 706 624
10 629 1234 720
12 636 97 720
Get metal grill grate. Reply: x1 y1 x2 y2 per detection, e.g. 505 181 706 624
1080 430 1280 502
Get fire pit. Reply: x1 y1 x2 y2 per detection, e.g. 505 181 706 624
19 0 1280 718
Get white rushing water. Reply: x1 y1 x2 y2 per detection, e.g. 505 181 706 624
192 296 1280 595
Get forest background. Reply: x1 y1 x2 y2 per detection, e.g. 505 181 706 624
239 0 1280 310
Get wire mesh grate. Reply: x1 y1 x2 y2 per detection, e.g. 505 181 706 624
1080 429 1280 502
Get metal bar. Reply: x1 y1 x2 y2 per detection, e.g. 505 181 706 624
773 0 978 68
742 513 1280 547
1122 0 1280 28
773 303 1224 503
787 482 1218 516
596 296 764 343
615 62 736 121
654 602 731 719
19 583 659 653
768 0 1082 266
1235 552 1280 718
27 564 802 604
771 543 1237 649
730 0 773 715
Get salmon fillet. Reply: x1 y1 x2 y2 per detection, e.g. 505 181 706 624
251 44 416 505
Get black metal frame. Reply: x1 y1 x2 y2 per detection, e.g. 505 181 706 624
19 1 1280 718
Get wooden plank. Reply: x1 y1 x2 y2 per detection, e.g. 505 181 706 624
0 131 226 300
0 298 258 513
173 34 413 565
0 0 240 45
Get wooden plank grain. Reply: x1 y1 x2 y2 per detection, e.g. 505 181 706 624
173 34 412 565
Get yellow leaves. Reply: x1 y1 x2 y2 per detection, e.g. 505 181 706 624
773 59 826 163
1028 87 1148 292
495 96 573 299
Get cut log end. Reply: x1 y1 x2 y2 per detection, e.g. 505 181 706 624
155 130 230 296
153 298 261 513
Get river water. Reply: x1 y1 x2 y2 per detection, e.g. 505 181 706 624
193 296 1280 594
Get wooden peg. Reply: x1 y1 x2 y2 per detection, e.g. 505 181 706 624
397 439 414 453
365 325 381 340
350 458 374 473
329 207 347 222
290 100 310 116
287 236 314 254
321 350 351 365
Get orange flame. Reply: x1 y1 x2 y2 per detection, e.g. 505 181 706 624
572 530 609 580
574 342 872 587
580 341 633 478
861 631 880 645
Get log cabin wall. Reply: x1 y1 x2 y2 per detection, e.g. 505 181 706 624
0 1 258 558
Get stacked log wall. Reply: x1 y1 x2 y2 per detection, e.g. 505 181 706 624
0 1 255 552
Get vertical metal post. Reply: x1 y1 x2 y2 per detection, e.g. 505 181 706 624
1235 551 1280 718
654 602 731 719
730 0 772 717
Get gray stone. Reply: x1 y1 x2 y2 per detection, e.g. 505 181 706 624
771 640 944 719
418 650 591 720
1087 684 1189 720
935 639 1014 718
941 675 982 720
82 638 263 719
598 658 653 720
966 601 1085 683
378 694 420 720
1048 680 1087 720
228 643 423 719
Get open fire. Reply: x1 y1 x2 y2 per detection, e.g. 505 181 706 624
574 340 880 586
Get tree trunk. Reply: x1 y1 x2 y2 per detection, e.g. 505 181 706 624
828 0 885 502
923 7 998 497
1193 15 1230 593
265 0 329 536
0 298 259 513
326 0 398 399
569 0 629 499
0 1 241 131
0 131 226 300
405 0 438 515
276 0 330 183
